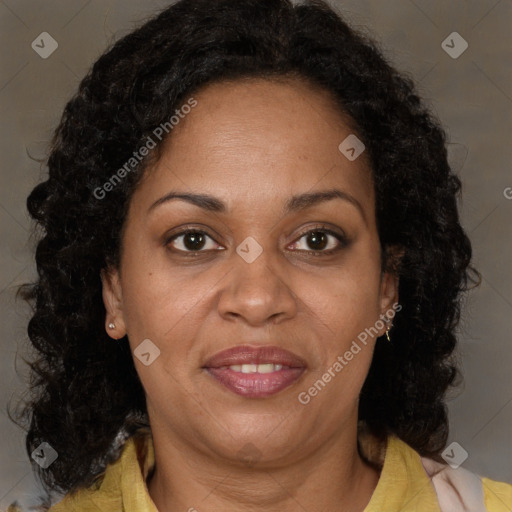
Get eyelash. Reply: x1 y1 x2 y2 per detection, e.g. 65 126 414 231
164 224 349 257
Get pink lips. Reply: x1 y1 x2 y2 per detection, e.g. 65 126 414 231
203 345 307 398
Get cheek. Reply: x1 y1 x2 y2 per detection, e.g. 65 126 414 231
119 257 232 384
121 268 208 345
118 228 205 335
300 247 382 335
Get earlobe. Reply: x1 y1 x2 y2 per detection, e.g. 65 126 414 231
379 271 400 311
378 271 400 339
100 267 127 339
378 246 404 336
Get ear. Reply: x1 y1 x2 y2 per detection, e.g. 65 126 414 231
377 245 404 336
100 266 127 340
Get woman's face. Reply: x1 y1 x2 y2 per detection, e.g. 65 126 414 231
102 78 399 465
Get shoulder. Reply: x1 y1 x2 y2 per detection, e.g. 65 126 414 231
482 476 512 511
6 428 152 512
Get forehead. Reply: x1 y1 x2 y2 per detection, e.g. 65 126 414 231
134 77 374 219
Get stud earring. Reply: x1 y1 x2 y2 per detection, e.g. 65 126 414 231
108 322 116 330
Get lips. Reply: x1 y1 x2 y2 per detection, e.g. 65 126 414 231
203 345 307 398
203 345 307 369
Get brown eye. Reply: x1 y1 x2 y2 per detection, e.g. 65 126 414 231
305 231 329 251
289 227 348 255
166 230 221 253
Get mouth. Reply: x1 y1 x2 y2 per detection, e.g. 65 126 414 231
203 345 307 398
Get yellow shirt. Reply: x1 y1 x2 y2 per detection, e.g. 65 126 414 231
9 428 512 511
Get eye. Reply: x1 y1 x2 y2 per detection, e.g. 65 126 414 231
166 229 222 254
165 225 348 256
288 226 348 255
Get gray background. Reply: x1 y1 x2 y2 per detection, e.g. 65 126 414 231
1 0 511 509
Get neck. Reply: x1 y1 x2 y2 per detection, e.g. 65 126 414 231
146 420 381 512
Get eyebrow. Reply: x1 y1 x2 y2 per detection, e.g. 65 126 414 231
148 188 367 224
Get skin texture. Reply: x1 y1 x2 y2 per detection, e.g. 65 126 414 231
102 78 400 511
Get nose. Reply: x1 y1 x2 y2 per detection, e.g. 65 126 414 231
217 241 298 327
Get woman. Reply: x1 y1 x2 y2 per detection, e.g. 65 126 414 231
8 0 512 510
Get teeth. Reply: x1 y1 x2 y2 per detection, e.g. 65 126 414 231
229 363 284 373
241 364 257 373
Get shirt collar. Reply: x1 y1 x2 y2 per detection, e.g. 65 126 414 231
52 426 441 512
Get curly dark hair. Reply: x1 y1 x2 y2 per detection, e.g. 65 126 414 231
8 0 480 498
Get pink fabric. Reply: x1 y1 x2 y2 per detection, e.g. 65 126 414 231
420 456 486 512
